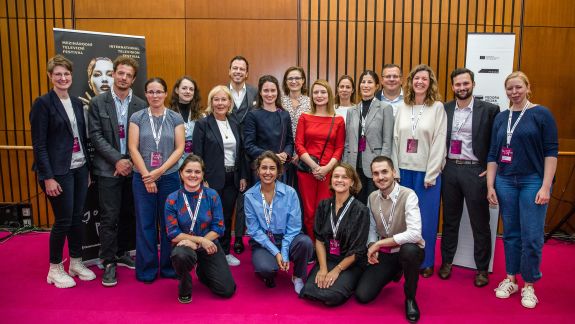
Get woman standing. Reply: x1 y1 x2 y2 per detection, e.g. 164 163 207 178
128 77 185 283
295 80 346 240
244 75 294 174
245 151 313 293
165 155 236 303
300 163 370 306
343 70 394 204
169 76 203 165
192 85 248 267
391 64 447 277
487 72 558 309
334 75 356 123
30 54 96 288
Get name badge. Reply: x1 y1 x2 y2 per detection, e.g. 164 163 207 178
450 139 462 155
150 151 163 167
72 137 81 153
267 231 276 244
379 246 392 254
118 125 126 139
358 136 367 152
500 147 513 164
184 140 193 153
406 139 418 153
329 239 340 256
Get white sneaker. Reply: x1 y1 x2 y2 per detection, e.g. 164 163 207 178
69 257 96 281
47 262 76 288
521 286 539 308
292 277 304 295
494 278 519 298
225 254 240 266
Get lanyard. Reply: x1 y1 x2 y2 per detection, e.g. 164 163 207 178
148 108 166 150
410 105 425 138
506 101 529 146
453 103 472 135
261 189 276 231
378 186 400 236
360 100 374 136
182 190 203 234
330 197 354 239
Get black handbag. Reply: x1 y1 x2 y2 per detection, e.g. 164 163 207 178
296 116 335 173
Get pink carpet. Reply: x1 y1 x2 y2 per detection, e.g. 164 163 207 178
1 232 574 323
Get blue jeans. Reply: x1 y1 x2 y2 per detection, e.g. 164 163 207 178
495 173 548 283
133 171 180 282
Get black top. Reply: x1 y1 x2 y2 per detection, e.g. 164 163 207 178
177 102 191 122
314 196 370 263
243 108 294 161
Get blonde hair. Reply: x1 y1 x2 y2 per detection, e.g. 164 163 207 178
205 85 233 115
505 71 532 99
310 80 335 115
404 64 441 106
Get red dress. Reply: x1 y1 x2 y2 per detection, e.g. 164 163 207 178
295 113 345 240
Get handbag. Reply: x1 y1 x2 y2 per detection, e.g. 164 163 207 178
296 116 335 173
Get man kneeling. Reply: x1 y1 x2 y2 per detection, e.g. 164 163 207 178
355 156 425 322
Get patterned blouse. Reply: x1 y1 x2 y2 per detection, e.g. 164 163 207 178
281 94 311 140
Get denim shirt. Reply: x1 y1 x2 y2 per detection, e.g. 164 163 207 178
245 181 302 262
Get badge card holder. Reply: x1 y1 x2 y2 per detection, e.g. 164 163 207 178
406 138 418 153
72 137 81 153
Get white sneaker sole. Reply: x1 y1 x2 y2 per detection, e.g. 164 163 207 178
47 276 76 288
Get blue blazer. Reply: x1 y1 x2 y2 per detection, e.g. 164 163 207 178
30 90 89 180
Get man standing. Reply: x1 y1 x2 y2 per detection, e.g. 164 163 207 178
88 56 147 286
376 64 404 117
439 68 499 287
227 55 257 263
355 156 425 322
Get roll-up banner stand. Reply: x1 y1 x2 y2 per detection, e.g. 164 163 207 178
53 28 147 265
452 33 515 272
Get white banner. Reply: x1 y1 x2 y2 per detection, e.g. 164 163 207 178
452 33 516 272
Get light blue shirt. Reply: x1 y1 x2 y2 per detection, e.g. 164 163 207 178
111 88 132 155
379 89 404 117
245 181 302 262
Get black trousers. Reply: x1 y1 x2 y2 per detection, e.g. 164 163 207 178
355 243 424 302
217 171 239 255
356 167 376 205
250 233 313 281
441 161 492 271
40 165 89 264
300 258 364 307
170 242 236 298
98 175 136 264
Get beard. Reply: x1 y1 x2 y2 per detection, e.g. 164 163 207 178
455 89 473 100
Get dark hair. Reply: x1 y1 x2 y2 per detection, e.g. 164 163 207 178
47 54 73 73
450 68 474 83
179 154 205 174
358 70 380 95
113 56 139 77
404 64 441 106
382 63 403 76
329 162 362 195
370 155 395 171
229 55 249 71
335 75 356 105
255 151 284 177
145 77 168 92
282 66 308 96
256 75 282 109
169 76 202 121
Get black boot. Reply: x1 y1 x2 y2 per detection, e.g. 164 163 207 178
405 298 420 322
233 238 245 254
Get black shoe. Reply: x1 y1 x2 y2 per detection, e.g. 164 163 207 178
178 294 192 304
233 239 245 254
102 263 117 287
474 270 489 287
116 254 135 269
405 298 420 322
263 277 276 288
438 263 452 279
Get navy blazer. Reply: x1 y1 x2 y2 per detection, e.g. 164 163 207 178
444 98 500 168
229 84 258 129
192 114 248 191
243 108 294 161
30 90 89 180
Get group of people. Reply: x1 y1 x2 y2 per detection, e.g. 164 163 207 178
30 52 558 322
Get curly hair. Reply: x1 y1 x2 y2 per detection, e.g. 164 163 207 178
404 64 441 106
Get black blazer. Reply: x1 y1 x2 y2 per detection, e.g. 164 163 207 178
192 114 248 191
229 84 258 129
444 98 500 168
88 91 147 177
30 90 89 180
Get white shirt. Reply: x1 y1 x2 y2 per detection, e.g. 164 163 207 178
216 118 237 167
230 83 246 110
448 99 479 161
60 98 86 169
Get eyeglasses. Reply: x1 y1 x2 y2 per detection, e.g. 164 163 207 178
382 75 401 80
287 77 303 82
146 90 165 96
